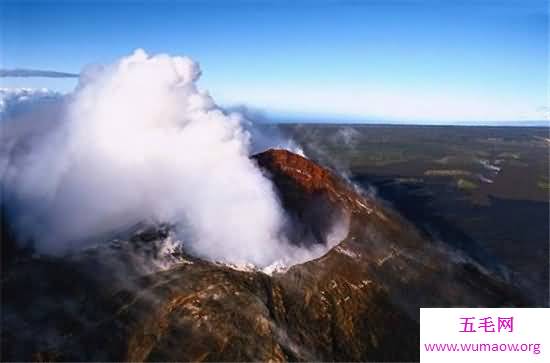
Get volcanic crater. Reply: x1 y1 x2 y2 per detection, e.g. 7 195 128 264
1 149 528 362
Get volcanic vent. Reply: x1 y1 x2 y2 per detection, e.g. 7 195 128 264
1 149 529 362
254 149 374 250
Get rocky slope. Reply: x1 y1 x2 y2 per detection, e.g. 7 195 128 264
1 149 527 362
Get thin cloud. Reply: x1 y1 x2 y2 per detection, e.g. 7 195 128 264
0 68 79 78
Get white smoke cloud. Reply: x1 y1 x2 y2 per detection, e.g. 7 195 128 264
335 126 360 147
223 104 305 155
2 49 344 268
0 87 62 117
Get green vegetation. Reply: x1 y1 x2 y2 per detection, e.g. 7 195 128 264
395 177 424 184
425 169 471 177
497 152 520 159
537 180 550 190
508 160 529 167
475 150 490 157
457 178 479 190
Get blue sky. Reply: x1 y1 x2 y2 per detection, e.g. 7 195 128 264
1 0 547 123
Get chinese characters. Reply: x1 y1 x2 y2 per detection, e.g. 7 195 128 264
459 316 514 333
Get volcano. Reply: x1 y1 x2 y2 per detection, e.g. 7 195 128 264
1 149 527 362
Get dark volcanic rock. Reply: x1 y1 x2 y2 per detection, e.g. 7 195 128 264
1 149 528 362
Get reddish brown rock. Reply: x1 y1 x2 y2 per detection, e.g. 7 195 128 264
1 149 528 362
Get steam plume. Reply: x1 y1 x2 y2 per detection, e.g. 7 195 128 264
3 49 322 268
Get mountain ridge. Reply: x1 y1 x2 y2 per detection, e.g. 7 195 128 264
1 149 528 362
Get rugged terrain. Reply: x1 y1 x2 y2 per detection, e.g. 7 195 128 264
1 149 528 362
